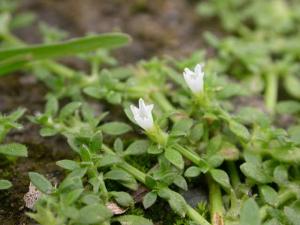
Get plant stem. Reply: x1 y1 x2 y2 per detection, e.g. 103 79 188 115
187 205 211 225
173 144 206 167
102 144 211 225
42 61 75 79
102 144 145 183
150 92 176 113
207 175 224 225
226 161 240 189
98 173 109 201
265 72 278 114
146 125 169 146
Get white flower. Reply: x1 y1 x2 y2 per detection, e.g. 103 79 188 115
130 98 154 130
183 64 205 94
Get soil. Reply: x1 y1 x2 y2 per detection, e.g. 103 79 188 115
0 0 220 224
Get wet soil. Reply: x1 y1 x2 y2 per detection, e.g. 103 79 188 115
0 0 220 224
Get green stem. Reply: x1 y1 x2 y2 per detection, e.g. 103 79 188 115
173 144 205 167
151 92 176 113
102 144 146 183
265 72 278 114
226 162 240 189
187 205 211 225
164 67 186 89
207 175 224 225
102 144 210 225
98 173 109 201
146 125 169 147
42 61 75 79
91 59 100 77
1 32 24 47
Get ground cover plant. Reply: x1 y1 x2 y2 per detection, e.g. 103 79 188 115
1 0 300 224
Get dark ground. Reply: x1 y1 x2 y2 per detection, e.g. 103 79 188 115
0 0 219 224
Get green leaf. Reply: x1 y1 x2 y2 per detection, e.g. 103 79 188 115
276 101 300 114
28 172 53 194
101 122 132 135
45 95 58 116
288 125 300 145
98 154 121 167
268 147 300 164
184 166 202 178
284 206 300 225
59 102 82 119
190 123 204 142
240 162 272 183
158 188 187 217
166 192 187 217
8 108 26 121
173 175 188 191
0 179 12 190
284 74 300 99
0 143 27 157
171 119 193 136
0 33 131 76
273 165 288 184
106 91 122 104
229 120 250 141
259 185 278 206
40 127 58 137
56 160 79 170
115 215 153 225
111 191 134 207
119 179 138 191
114 138 124 154
104 169 133 182
219 142 239 161
61 188 84 205
89 131 102 152
164 148 184 170
77 204 113 224
147 144 163 154
145 176 157 189
79 145 91 162
124 140 150 156
210 169 231 190
80 193 100 205
240 198 260 225
83 86 105 99
143 192 157 209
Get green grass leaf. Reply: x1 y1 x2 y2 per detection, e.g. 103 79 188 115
0 33 130 76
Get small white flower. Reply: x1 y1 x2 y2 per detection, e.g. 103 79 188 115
130 98 154 130
183 64 205 94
